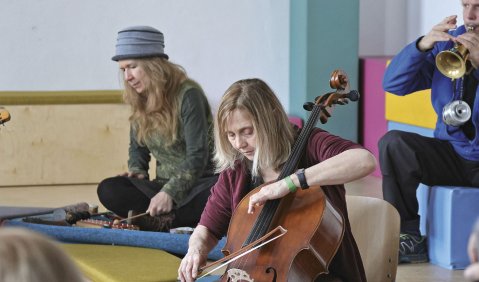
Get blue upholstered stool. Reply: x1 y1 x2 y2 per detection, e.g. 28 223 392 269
386 122 479 269
387 121 434 137
418 185 479 269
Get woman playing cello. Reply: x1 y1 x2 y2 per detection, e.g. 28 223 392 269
178 78 376 281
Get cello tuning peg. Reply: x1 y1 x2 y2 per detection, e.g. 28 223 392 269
303 102 315 111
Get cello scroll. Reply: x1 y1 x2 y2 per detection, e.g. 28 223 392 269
303 70 360 124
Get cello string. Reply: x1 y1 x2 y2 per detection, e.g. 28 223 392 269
248 102 321 241
246 102 321 243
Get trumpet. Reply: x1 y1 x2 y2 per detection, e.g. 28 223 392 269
436 26 475 79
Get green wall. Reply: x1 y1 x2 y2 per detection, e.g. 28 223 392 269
290 0 359 142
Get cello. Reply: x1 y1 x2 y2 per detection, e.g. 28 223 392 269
200 70 360 282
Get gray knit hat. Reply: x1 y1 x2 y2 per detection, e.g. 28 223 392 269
112 26 169 61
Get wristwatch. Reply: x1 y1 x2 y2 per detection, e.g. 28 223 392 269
295 168 309 190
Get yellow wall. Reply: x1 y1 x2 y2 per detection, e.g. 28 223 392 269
385 89 437 129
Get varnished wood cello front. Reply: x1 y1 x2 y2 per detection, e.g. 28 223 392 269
202 70 360 282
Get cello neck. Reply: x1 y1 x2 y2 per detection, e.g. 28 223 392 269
278 104 323 179
242 101 323 246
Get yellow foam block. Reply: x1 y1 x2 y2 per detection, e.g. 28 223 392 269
384 60 437 129
385 89 437 129
62 244 181 282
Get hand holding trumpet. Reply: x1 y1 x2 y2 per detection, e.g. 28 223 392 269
455 26 479 69
422 15 479 79
418 15 479 66
418 15 457 52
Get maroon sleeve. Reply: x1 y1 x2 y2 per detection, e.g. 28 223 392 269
302 127 364 220
306 128 364 162
199 163 252 240
199 171 234 239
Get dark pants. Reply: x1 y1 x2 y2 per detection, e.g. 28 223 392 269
97 175 217 228
378 130 479 235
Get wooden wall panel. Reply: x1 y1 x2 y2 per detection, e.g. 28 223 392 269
0 104 133 186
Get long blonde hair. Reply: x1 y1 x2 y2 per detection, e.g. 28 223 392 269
0 228 86 282
122 57 187 146
214 78 296 177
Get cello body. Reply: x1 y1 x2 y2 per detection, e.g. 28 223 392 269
221 185 345 282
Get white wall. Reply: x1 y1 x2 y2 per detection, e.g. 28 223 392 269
1 0 467 105
360 0 464 57
420 0 462 37
0 0 289 112
359 0 406 57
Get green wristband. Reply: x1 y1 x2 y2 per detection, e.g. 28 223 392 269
284 176 297 193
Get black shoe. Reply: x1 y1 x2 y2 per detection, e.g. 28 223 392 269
399 233 429 263
128 210 175 232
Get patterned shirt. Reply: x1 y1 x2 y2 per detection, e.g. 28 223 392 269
128 80 214 205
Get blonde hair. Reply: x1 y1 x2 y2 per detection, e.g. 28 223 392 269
0 228 86 282
214 78 296 177
122 57 188 146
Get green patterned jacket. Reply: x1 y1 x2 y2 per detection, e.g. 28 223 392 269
127 80 214 206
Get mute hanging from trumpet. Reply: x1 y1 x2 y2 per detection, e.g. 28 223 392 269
436 25 475 79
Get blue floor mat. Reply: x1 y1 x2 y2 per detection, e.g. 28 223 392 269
3 219 225 260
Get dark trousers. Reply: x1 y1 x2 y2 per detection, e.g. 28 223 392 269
378 130 479 235
97 176 216 228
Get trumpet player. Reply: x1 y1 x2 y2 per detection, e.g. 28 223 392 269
380 0 479 264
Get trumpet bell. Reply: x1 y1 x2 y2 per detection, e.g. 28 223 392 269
436 48 467 79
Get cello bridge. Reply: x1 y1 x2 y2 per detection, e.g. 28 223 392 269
227 268 254 282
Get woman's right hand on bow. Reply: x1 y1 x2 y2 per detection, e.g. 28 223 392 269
178 225 218 282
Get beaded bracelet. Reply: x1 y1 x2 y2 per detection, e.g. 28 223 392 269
284 175 297 193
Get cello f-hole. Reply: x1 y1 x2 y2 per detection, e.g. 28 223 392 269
266 267 278 281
